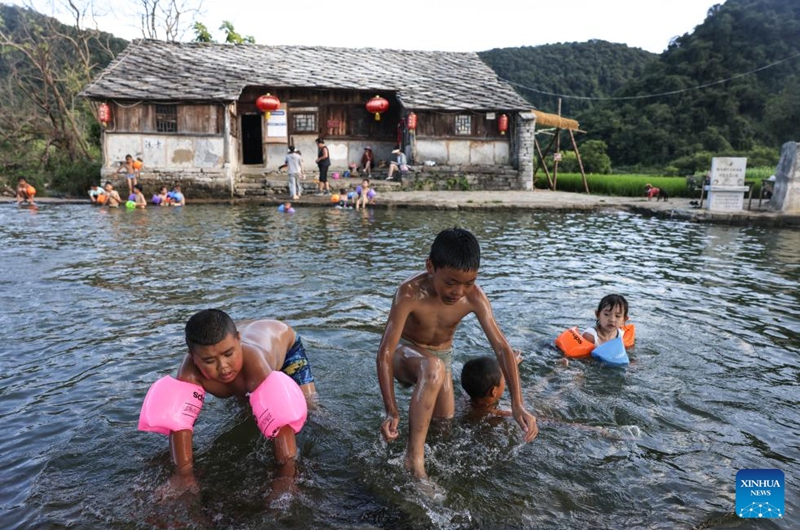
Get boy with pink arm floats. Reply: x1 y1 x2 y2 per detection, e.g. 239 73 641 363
376 228 537 479
139 309 317 499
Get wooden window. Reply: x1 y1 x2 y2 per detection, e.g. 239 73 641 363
455 115 472 135
292 112 316 133
155 105 177 133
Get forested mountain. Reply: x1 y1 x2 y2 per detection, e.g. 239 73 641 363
479 41 657 117
481 0 800 171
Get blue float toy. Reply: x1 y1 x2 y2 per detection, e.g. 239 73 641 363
590 337 629 367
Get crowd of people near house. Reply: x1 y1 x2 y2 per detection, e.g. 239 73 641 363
275 140 413 212
15 144 408 209
88 181 185 209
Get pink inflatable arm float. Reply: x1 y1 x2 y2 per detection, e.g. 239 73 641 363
249 371 308 439
138 376 205 435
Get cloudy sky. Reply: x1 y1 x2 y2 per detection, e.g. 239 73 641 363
7 0 723 53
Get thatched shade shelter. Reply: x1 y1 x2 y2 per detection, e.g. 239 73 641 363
531 106 588 192
531 110 580 131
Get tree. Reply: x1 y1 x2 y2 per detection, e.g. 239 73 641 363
220 21 254 44
192 21 213 42
0 2 125 171
580 140 612 174
137 0 204 42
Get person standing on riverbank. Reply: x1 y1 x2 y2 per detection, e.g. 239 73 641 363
279 146 304 200
315 138 331 195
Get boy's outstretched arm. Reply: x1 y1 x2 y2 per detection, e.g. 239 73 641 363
376 290 413 443
154 429 198 500
473 288 538 443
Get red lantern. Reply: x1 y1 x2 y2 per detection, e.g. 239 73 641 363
498 113 509 135
98 102 110 127
256 93 281 120
366 95 389 121
407 112 417 131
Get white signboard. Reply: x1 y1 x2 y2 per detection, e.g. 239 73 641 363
710 157 747 187
706 157 749 211
267 110 287 138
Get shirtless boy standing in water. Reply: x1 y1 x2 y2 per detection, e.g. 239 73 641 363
376 228 538 478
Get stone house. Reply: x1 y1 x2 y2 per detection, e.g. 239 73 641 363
81 39 537 196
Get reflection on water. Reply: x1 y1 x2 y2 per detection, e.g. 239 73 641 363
0 204 798 529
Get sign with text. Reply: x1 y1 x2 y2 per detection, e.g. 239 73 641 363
266 109 287 139
736 469 784 519
710 157 747 187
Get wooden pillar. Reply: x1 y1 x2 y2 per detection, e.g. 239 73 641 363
553 99 562 190
569 129 589 193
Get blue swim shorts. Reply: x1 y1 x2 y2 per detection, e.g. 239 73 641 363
279 334 315 386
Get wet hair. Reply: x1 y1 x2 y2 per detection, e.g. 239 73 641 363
429 227 480 272
596 294 629 317
461 357 502 400
134 184 143 191
185 309 237 351
339 188 346 194
18 176 27 183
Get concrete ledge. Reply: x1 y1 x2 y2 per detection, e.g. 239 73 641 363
7 190 799 226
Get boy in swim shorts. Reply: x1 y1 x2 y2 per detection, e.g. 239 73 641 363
161 309 317 499
118 154 137 195
375 228 537 479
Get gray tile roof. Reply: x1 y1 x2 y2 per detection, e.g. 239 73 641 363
81 40 530 111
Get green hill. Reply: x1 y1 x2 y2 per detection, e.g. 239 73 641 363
480 0 799 172
479 40 658 117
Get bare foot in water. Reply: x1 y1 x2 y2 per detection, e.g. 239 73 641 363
404 453 427 479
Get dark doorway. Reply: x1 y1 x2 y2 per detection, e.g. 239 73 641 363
241 114 263 165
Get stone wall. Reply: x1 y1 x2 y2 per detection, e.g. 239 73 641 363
399 165 521 191
101 167 233 198
515 112 537 191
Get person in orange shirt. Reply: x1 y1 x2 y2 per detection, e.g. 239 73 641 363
16 177 36 205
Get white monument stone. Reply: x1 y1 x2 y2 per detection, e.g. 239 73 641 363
706 157 749 211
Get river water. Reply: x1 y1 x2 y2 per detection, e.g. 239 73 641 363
1 203 797 529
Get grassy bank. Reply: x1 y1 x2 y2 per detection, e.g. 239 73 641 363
538 168 774 198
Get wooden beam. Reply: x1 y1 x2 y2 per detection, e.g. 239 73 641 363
569 129 589 194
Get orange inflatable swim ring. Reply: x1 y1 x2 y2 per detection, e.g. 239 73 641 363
556 323 636 358
622 323 635 348
26 185 36 197
96 193 108 205
133 160 143 170
555 327 594 358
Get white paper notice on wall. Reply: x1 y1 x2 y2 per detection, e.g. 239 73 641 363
267 110 287 138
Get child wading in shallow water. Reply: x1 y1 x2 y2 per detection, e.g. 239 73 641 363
582 294 630 346
375 227 537 479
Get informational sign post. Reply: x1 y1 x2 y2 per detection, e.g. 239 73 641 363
266 108 287 142
706 157 749 211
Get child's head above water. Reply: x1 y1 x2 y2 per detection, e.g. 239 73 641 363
185 308 237 353
595 294 629 319
461 356 505 405
429 227 480 272
594 294 629 335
